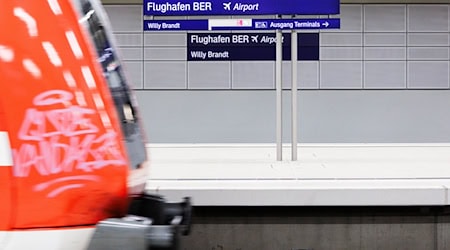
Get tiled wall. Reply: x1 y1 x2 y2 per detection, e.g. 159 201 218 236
105 4 450 90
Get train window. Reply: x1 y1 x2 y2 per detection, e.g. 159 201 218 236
75 0 147 169
107 70 122 89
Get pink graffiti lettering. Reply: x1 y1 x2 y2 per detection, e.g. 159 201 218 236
33 90 73 106
18 90 98 141
13 90 126 178
13 132 126 177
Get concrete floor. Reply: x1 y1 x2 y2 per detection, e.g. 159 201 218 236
146 144 450 249
179 206 450 250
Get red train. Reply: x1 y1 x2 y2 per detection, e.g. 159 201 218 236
0 0 190 249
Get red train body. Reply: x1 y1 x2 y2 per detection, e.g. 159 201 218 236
0 0 190 249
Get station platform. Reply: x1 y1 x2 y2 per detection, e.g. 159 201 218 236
145 143 450 206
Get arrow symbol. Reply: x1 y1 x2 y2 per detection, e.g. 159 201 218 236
322 21 329 27
223 2 231 10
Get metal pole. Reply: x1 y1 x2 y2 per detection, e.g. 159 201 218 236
291 30 298 161
276 29 283 161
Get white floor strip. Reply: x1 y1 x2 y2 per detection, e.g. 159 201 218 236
145 143 450 206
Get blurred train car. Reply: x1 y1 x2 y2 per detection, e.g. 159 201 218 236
0 0 190 249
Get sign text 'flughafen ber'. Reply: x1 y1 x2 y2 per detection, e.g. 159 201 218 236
187 33 319 61
143 0 340 16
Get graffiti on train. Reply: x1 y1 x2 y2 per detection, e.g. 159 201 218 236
12 90 126 178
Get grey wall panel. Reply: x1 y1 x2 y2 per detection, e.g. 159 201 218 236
320 61 363 89
135 90 450 143
115 33 142 47
122 61 143 89
136 91 275 143
364 47 406 60
104 5 142 32
408 5 449 32
320 33 363 46
282 61 319 89
320 47 363 60
408 61 450 89
232 62 274 89
407 47 449 60
408 33 450 46
364 61 406 89
144 33 186 46
144 61 187 89
364 33 406 46
364 5 406 32
111 4 450 91
144 48 186 60
322 5 362 32
188 62 231 89
118 47 143 60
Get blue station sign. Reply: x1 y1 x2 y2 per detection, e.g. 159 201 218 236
187 32 319 61
144 18 340 31
143 0 340 16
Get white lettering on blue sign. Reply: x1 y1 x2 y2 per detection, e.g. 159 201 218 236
162 23 180 29
294 21 320 28
191 34 231 45
208 51 229 58
146 2 213 13
231 2 259 12
190 51 207 59
143 0 341 16
232 35 249 43
190 50 229 59
268 20 321 30
146 2 190 13
193 2 212 11
147 22 162 29
270 21 293 29
260 35 278 44
146 22 182 30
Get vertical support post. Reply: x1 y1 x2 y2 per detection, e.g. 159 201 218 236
276 30 283 161
291 30 298 161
